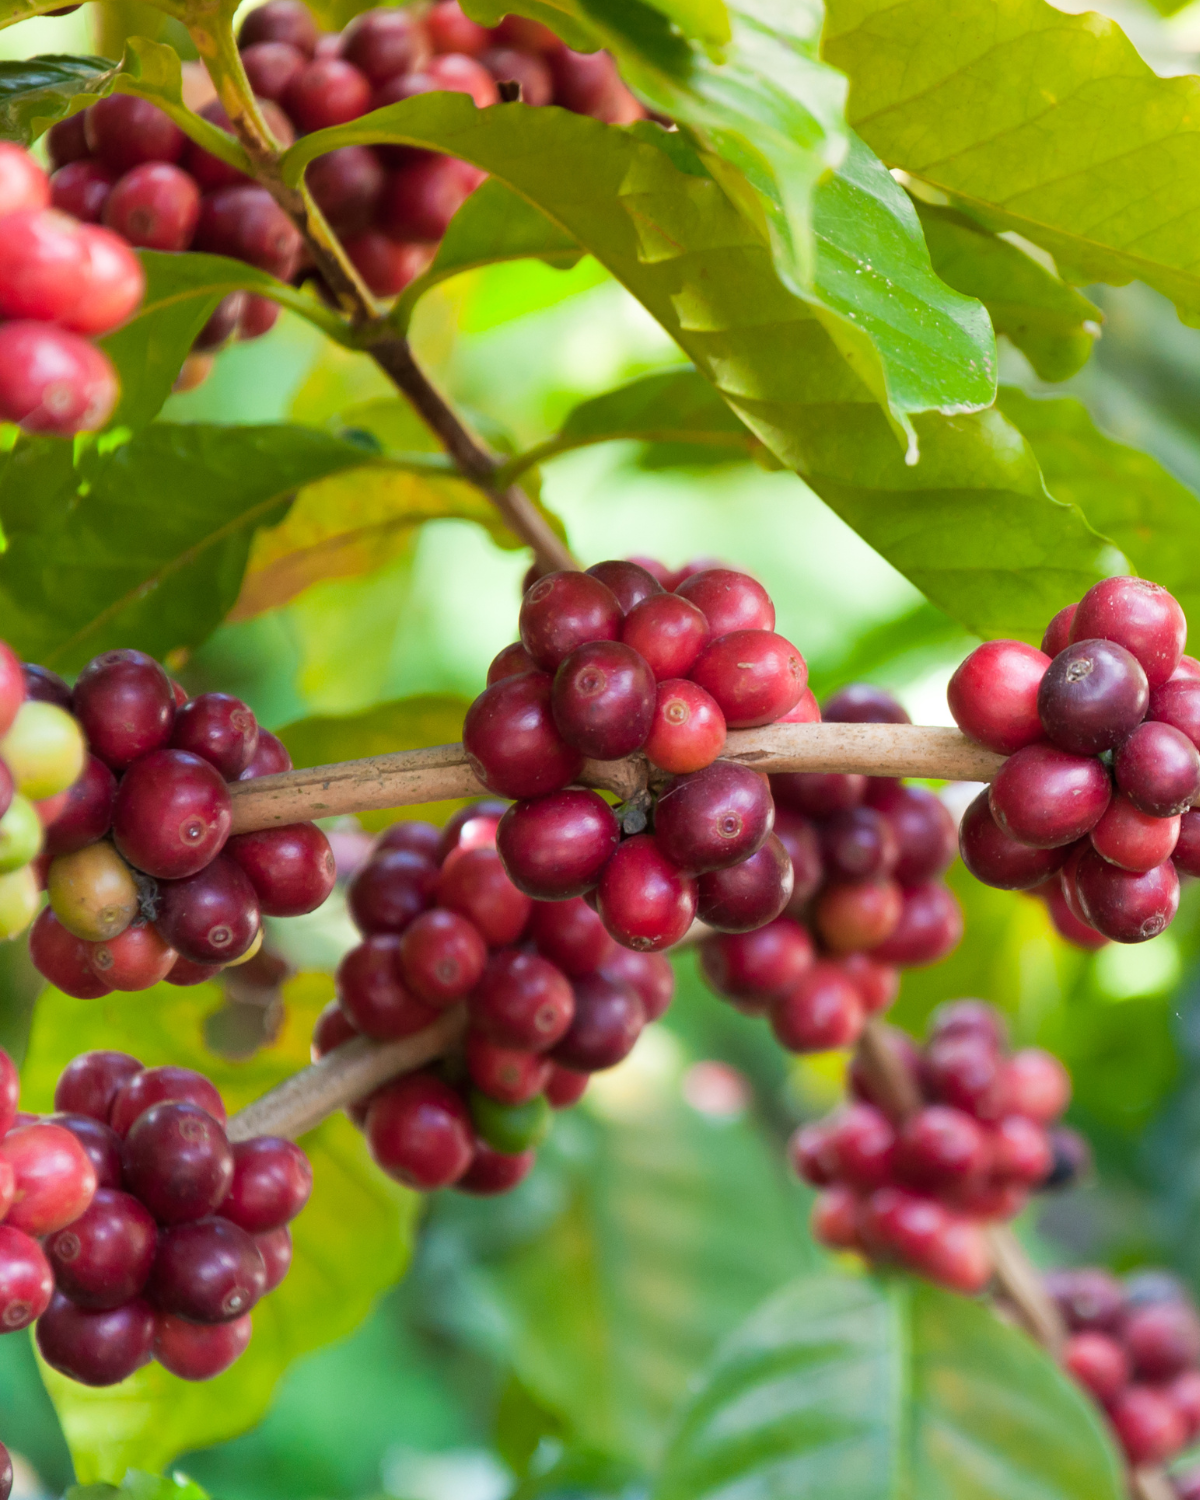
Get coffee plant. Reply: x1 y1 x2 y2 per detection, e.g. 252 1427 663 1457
5 0 1200 1497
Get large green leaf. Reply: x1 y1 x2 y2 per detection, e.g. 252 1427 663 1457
654 1269 1126 1500
0 423 390 671
21 975 418 1483
0 54 111 143
914 202 1101 383
997 386 1200 623
281 93 1105 639
822 0 1200 326
69 1472 211 1500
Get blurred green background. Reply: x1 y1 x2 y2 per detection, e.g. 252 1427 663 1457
9 0 1200 1493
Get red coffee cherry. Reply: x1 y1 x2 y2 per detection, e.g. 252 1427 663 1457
518 571 622 671
496 789 619 900
689 630 806 728
347 847 437 934
170 692 259 778
30 908 112 999
770 964 863 1052
193 185 303 279
545 1064 588 1109
47 113 88 169
121 1100 233 1224
86 95 185 171
239 0 318 53
1115 719 1200 817
36 1291 155 1386
550 46 643 122
253 1223 289 1291
457 1142 536 1196
598 947 674 1021
437 799 507 861
0 322 118 433
154 1310 252 1380
673 568 773 635
869 881 962 965
699 916 813 1006
1150 674 1200 745
881 785 957 884
436 846 530 946
44 1187 156 1308
790 1121 835 1187
1003 1048 1071 1122
550 640 655 760
988 743 1112 848
822 684 910 724
343 232 431 296
821 1103 897 1189
90 923 178 991
527 896 614 976
112 748 232 879
149 1217 267 1324
820 806 899 881
1071 576 1187 688
53 1114 122 1191
54 1050 141 1123
621 594 709 681
465 1031 550 1106
376 821 441 860
596 833 697 951
1169 1370 1200 1441
990 1113 1053 1184
469 949 574 1050
0 141 48 217
1042 603 1077 657
697 833 793 933
43 755 117 857
376 153 481 241
913 1216 993 1294
1089 792 1179 872
339 6 427 83
482 46 553 105
71 223 144 335
810 1186 861 1251
156 856 261 965
225 823 336 918
103 162 199 250
166 955 226 987
771 771 865 816
1037 638 1149 754
584 559 662 614
814 878 903 952
427 0 490 54
110 1065 226 1138
365 1071 474 1189
464 672 584 799
929 999 1008 1048
305 145 385 236
1176 808 1200 876
1124 1300 1200 1379
550 973 644 1071
773 807 823 906
221 1136 311 1234
947 640 1049 754
375 51 499 109
1063 1330 1130 1401
921 1033 1008 1120
487 641 536 685
894 1104 989 1191
284 56 372 130
654 763 774 873
239 729 292 780
1044 1267 1125 1330
336 935 438 1040
51 158 115 222
644 679 726 774
959 788 1069 890
0 1224 53 1330
311 999 358 1061
1 1121 97 1235
241 39 305 99
397 908 487 1006
73 649 175 772
1109 1385 1187 1465
837 953 899 1015
1074 846 1179 942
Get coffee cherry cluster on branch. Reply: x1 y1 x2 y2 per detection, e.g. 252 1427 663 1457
793 1002 1078 1293
0 1046 310 1386
25 649 336 997
0 140 142 432
314 800 674 1195
954 576 1200 947
700 683 962 1054
1051 1268 1200 1480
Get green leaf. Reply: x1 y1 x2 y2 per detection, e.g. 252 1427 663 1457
655 1269 1126 1500
913 202 1102 383
279 95 1093 638
0 54 111 145
102 251 350 432
997 386 1200 622
68 1472 210 1500
0 423 388 671
22 975 418 1482
822 0 1200 326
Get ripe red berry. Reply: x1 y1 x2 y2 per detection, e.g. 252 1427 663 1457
550 46 643 122
550 973 644 1071
1149 675 1200 749
112 748 232 879
70 221 143 336
881 785 957 884
336 935 439 1040
149 1216 267 1323
585 559 662 614
487 641 536 685
103 161 199 250
674 569 773 635
688 631 806 728
0 1121 97 1234
1074 847 1179 942
495 790 618 900
1114 719 1200 818
868 881 962 965
0 322 118 433
822 1103 897 1189
857 1183 946 1263
820 806 899 881
0 141 48 216
347 847 437 934
85 95 184 171
43 755 117 858
376 51 499 109
1063 1330 1129 1401
284 55 372 130
427 0 490 53
36 1291 155 1387
771 771 865 816
193 185 303 279
376 153 480 241
1037 638 1149 754
550 640 655 760
339 6 427 83
596 833 697 951
947 640 1050 754
1045 1267 1124 1330
456 1141 536 1196
166 955 226 986
397 908 487 1006
365 1071 474 1189
822 685 909 724
915 1215 993 1293
305 144 385 235
989 1112 1053 1184
620 594 709 681
377 821 441 860
837 953 899 1015
239 0 318 53
241 39 305 99
770 963 863 1052
343 232 431 296
1003 1048 1071 1122
225 823 336 918
1042 603 1077 657
644 679 726 774
53 1114 123 1191
959 788 1069 889
814 878 903 953
44 1187 156 1308
895 1104 988 1191
527 895 614 975
1176 808 1200 876
0 1224 53 1330
699 916 813 1006
73 649 175 772
90 923 177 991
654 763 773 874
50 158 115 221
921 1032 1008 1119
1124 1301 1200 1379
988 743 1112 848
0 1050 14 1139
311 999 358 1061
170 692 258 778
110 1065 226 1138
1090 792 1179 872
221 1136 311 1234
436 846 530 946
30 908 112 999
121 1100 233 1224
1109 1385 1187 1464
518 571 622 671
1071 576 1187 688
154 1310 252 1380
54 1050 141 1123
239 729 292 780
773 807 823 906
810 1185 861 1251
437 799 506 862
544 1064 588 1108
156 856 261 965
598 947 674 1021
0 208 84 323
465 1031 550 1106
463 672 584 799
469 949 574 1050
697 833 793 933
1169 1369 1200 1440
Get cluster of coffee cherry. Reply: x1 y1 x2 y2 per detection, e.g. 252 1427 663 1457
0 140 142 432
0 1047 310 1385
46 0 643 373
464 560 808 956
313 799 674 1195
954 576 1200 947
26 649 336 998
700 683 961 1054
1053 1268 1200 1483
792 1001 1078 1292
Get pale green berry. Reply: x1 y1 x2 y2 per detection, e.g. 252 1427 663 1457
0 794 42 874
1 701 86 801
0 865 39 941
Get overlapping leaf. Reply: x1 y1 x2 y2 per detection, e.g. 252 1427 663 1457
0 54 111 143
823 0 1200 326
654 1270 1125 1500
280 93 1104 638
22 976 417 1482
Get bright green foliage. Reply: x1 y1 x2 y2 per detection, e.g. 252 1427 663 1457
823 0 1200 326
0 54 110 143
654 1269 1126 1500
69 1471 211 1500
22 975 418 1483
913 202 1101 382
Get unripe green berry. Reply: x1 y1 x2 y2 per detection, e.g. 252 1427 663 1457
0 794 41 874
1 701 85 800
0 864 39 940
470 1090 551 1154
47 841 139 941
